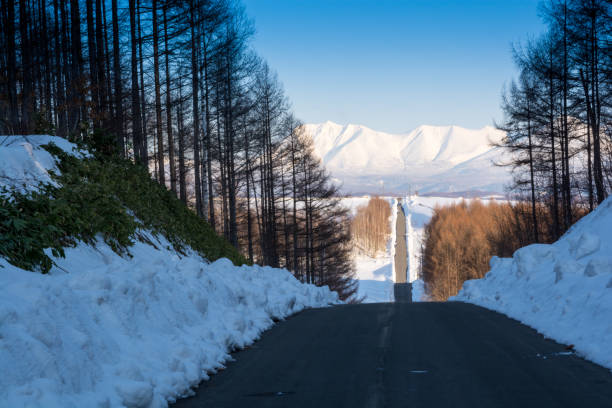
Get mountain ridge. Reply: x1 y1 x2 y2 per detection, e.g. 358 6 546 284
302 121 510 196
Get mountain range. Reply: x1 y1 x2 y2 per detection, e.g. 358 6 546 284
302 121 511 196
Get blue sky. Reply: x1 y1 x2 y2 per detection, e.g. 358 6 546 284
242 0 547 133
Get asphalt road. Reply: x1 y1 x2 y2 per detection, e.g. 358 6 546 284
394 203 407 283
393 283 412 303
172 302 612 408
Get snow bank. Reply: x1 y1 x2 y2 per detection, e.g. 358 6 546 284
411 279 426 302
0 135 86 194
0 136 338 407
353 255 393 302
454 197 612 370
0 235 338 407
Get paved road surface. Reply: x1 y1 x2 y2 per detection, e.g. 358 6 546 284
394 203 407 283
172 302 612 408
393 283 412 303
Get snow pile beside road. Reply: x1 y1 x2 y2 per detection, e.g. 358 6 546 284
0 236 338 407
0 135 87 193
0 136 338 407
353 255 393 302
411 279 426 301
454 197 612 369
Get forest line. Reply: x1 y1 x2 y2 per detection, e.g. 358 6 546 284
421 0 612 300
0 0 357 299
498 0 611 241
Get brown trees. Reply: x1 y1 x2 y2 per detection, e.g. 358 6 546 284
423 201 523 300
421 199 587 300
423 201 500 300
351 197 391 257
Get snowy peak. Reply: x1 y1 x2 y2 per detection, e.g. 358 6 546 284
402 124 503 165
302 122 510 195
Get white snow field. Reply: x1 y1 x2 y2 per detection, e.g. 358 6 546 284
0 136 338 407
303 121 510 195
454 196 612 370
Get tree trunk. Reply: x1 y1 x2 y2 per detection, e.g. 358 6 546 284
291 133 299 276
589 6 606 204
526 96 539 243
5 0 19 132
69 0 83 138
225 54 238 247
190 0 203 216
163 5 176 193
245 129 254 262
202 32 215 229
177 82 187 204
562 1 571 227
137 2 147 165
549 47 560 239
128 0 143 163
153 0 165 187
86 0 99 127
95 0 107 128
53 0 67 136
111 0 124 156
19 0 33 133
40 0 52 124
580 68 594 211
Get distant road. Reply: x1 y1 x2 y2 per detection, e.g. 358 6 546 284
172 302 612 408
394 203 407 283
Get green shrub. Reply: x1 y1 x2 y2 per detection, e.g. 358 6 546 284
0 191 65 273
0 143 246 273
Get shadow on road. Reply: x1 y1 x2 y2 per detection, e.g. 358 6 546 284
172 302 612 408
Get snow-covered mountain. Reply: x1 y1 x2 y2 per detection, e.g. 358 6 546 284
302 121 511 196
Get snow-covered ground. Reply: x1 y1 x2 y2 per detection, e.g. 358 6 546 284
0 238 337 408
353 254 394 303
0 136 338 407
454 196 612 371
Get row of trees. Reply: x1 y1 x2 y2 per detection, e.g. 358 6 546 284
422 200 529 300
499 0 611 243
350 197 391 257
0 0 357 300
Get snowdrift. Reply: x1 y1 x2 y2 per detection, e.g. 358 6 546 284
0 136 338 407
0 240 337 407
454 197 612 370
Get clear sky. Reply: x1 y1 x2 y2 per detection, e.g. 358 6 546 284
242 0 547 133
